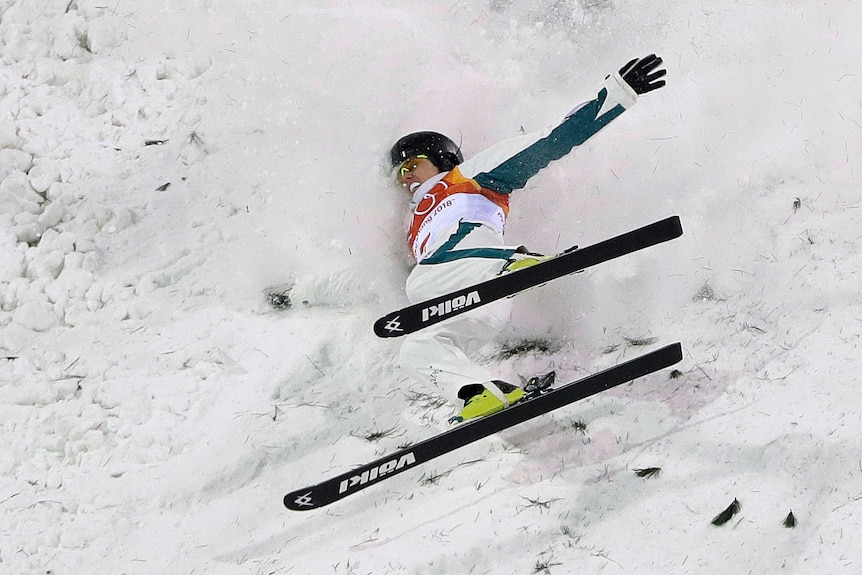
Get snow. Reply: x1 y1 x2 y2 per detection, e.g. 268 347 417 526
1 0 861 573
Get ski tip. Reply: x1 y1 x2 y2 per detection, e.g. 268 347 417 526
664 341 684 363
656 214 683 238
669 215 683 236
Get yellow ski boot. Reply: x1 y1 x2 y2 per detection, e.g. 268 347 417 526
448 381 526 425
499 251 551 274
499 245 578 274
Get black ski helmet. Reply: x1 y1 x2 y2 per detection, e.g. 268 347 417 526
390 131 463 172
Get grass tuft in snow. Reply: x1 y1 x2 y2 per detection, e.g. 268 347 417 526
518 495 562 513
402 389 448 411
532 558 563 575
560 525 582 543
711 498 742 526
75 29 92 53
567 418 588 433
603 336 659 354
692 283 720 302
419 470 451 486
623 336 659 347
633 467 662 479
353 425 404 443
496 337 562 359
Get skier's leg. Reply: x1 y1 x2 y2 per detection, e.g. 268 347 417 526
398 297 511 405
399 249 513 406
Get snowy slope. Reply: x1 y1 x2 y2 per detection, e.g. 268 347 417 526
2 0 861 573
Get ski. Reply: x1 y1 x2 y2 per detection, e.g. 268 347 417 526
284 342 683 511
374 215 683 338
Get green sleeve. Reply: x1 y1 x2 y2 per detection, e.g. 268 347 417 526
473 87 626 194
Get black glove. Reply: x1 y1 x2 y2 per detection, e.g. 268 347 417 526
619 54 666 95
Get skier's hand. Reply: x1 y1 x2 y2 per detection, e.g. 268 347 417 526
619 54 666 95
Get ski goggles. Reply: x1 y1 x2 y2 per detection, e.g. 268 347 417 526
396 154 428 180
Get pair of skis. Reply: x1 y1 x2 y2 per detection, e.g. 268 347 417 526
285 216 684 510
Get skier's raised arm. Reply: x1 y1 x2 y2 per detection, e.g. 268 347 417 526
459 55 667 194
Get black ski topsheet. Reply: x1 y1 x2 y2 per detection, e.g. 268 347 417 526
284 342 683 511
374 216 683 338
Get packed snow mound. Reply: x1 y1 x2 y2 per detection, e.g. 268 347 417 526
2 1 862 574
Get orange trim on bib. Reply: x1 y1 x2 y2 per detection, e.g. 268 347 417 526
407 167 509 258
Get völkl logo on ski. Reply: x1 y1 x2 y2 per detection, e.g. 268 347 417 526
338 452 417 494
293 492 315 507
421 290 481 323
383 315 404 334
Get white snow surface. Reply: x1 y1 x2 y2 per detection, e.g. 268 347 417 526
2 0 861 573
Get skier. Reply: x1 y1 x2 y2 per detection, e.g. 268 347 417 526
390 54 667 424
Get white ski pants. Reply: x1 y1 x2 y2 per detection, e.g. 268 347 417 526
398 224 514 406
